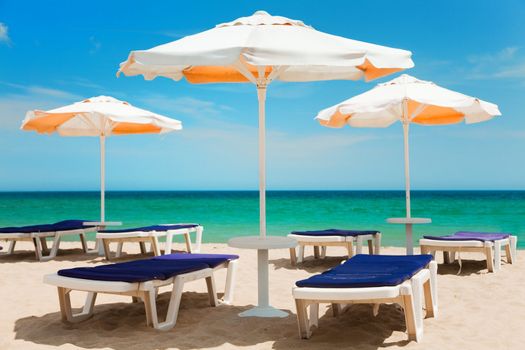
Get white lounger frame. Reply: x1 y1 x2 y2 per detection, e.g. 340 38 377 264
0 227 97 261
292 260 438 342
288 232 381 266
419 235 517 272
43 258 238 330
96 224 204 261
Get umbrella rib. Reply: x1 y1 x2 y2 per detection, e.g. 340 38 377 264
409 103 428 121
233 58 257 85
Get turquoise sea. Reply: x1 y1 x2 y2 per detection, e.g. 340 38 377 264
0 191 523 248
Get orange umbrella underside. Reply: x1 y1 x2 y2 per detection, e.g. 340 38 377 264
180 59 399 84
319 101 465 128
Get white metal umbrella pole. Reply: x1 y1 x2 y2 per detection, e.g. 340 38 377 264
99 134 106 223
402 98 412 219
258 84 267 239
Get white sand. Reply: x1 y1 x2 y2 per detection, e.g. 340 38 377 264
0 241 523 350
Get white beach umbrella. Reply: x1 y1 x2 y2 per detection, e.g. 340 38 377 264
21 95 182 223
118 10 414 316
316 74 501 253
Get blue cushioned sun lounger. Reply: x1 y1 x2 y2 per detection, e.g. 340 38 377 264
96 223 204 260
0 220 98 261
293 254 438 342
44 253 239 330
288 229 381 265
420 231 517 273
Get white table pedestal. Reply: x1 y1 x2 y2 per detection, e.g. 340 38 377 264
386 217 431 255
228 235 297 318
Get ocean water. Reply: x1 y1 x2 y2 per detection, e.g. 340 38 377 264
0 191 523 248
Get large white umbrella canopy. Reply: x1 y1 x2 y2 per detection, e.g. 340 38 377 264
21 95 182 222
118 10 414 316
316 74 501 253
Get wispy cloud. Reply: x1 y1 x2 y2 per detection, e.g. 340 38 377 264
140 95 234 117
0 81 80 100
0 23 10 45
0 82 81 130
89 36 101 54
466 46 525 80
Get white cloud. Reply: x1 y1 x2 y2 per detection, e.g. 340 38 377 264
0 23 9 44
140 95 234 117
466 47 525 80
0 82 81 130
89 36 101 54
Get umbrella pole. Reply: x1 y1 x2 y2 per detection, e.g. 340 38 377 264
100 135 105 223
257 86 267 239
402 98 413 254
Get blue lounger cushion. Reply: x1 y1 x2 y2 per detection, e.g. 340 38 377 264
0 220 95 234
58 259 209 283
57 254 237 282
296 254 433 288
423 231 510 242
291 229 379 237
154 253 239 268
99 224 199 234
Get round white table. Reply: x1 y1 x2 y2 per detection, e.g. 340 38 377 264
386 217 431 255
228 235 297 318
84 221 123 255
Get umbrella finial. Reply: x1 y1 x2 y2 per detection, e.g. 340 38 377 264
253 10 270 16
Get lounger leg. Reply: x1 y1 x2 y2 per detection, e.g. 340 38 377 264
40 237 49 253
309 303 319 328
320 246 327 259
183 232 193 253
150 237 161 256
298 245 305 263
374 233 381 255
289 248 297 266
205 275 218 307
8 240 16 254
57 288 97 323
116 241 123 258
367 239 374 255
223 260 238 304
103 239 113 261
79 233 88 253
356 236 363 254
313 246 320 259
165 233 173 254
154 279 185 330
485 245 495 272
139 242 147 255
510 236 517 262
195 226 203 253
295 299 311 339
346 241 354 259
142 290 157 327
372 303 380 316
400 283 421 342
32 237 42 261
40 234 62 262
331 303 341 317
443 251 452 264
494 241 501 272
505 243 513 264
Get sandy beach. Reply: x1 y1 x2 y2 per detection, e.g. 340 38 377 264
0 241 523 350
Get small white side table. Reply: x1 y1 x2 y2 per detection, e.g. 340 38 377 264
84 221 123 255
386 217 431 255
228 235 297 318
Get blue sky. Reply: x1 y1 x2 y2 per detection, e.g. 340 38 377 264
0 0 524 191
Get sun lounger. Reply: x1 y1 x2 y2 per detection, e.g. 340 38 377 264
0 220 97 261
43 253 239 330
292 254 438 342
288 229 381 265
419 231 517 272
96 223 204 260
